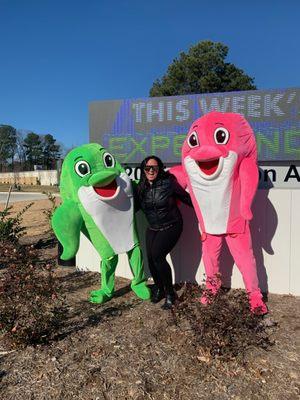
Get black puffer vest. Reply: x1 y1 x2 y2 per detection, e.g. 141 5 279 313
138 175 183 229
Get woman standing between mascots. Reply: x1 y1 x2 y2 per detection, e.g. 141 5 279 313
135 156 193 309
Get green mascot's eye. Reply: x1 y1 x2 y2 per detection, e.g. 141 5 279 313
103 152 115 168
75 160 91 177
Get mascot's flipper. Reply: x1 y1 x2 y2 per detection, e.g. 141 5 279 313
52 200 83 260
169 165 187 188
239 158 259 221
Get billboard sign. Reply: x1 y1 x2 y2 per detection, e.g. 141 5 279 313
89 88 300 164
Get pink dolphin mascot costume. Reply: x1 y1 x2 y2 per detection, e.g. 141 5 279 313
171 111 267 314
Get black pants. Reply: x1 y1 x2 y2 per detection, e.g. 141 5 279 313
146 221 183 294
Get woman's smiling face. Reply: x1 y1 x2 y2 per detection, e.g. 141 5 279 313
144 158 159 182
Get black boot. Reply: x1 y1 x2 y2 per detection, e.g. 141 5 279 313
151 286 165 303
161 291 177 310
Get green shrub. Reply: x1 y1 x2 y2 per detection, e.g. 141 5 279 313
0 203 33 242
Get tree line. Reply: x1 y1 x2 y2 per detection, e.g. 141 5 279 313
0 125 62 172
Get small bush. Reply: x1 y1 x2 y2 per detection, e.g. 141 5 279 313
0 203 33 243
42 191 57 232
173 283 274 361
0 240 66 347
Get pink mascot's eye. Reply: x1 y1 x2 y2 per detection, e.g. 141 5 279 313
188 131 199 148
214 128 230 144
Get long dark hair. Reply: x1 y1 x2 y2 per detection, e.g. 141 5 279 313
137 155 167 195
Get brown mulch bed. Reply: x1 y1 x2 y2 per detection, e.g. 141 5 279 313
0 200 299 400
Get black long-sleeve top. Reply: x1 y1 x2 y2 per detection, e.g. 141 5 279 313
135 172 192 230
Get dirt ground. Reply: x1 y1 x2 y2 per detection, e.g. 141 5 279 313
0 198 59 237
0 200 299 400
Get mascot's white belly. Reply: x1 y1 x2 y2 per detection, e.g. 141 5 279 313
184 151 237 234
78 172 135 254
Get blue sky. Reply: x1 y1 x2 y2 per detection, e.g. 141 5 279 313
0 0 299 149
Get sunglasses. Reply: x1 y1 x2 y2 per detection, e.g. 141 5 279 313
144 165 159 172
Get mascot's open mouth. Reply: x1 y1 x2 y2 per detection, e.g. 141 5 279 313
93 179 118 198
197 159 220 176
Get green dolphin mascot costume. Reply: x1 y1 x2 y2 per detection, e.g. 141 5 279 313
52 143 151 304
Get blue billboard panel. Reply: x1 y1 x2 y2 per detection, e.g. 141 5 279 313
89 88 300 163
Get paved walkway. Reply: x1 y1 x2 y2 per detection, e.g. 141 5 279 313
0 192 48 204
